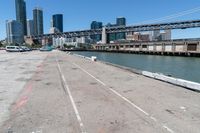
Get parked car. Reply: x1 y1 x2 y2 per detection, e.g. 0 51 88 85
21 46 32 51
40 45 53 51
6 46 24 52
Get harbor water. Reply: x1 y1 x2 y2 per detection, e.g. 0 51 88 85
72 51 200 83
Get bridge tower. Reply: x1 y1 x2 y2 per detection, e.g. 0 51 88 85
102 27 107 44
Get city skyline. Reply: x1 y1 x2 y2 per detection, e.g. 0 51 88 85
1 0 200 40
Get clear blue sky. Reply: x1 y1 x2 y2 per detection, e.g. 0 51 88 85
1 0 200 40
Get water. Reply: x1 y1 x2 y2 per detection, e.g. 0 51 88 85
72 51 200 83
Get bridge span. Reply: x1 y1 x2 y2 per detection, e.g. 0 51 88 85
28 19 200 39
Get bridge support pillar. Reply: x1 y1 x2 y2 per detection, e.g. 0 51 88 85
102 27 107 44
184 42 188 52
172 43 176 53
198 42 200 52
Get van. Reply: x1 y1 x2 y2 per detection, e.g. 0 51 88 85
6 46 24 52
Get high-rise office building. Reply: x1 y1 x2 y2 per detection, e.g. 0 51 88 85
91 21 103 29
33 7 44 35
27 19 34 36
116 17 126 40
15 0 27 35
6 20 24 44
52 14 63 32
116 17 126 26
90 21 103 42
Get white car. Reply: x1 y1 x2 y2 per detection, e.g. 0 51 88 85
21 46 32 51
6 46 24 52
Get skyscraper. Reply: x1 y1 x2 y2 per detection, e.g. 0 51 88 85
116 17 126 40
90 21 103 42
116 17 126 26
15 0 27 35
33 7 44 35
27 19 34 36
91 21 103 29
6 20 24 44
52 14 63 32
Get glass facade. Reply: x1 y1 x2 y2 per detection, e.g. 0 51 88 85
116 17 126 40
107 33 116 42
27 19 34 36
33 8 43 35
15 0 27 35
116 17 126 26
6 20 24 44
91 21 103 29
52 14 63 32
90 21 103 42
106 17 127 42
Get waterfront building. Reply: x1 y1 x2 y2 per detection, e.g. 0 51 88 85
53 37 91 48
15 0 27 35
126 32 150 41
6 20 24 44
52 14 63 32
27 19 34 36
33 7 44 35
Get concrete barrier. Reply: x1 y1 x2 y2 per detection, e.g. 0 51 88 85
142 71 155 78
142 71 200 91
72 53 96 61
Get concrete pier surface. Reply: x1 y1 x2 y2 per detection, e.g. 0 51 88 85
0 50 200 133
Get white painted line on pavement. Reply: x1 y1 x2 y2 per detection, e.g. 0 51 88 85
55 55 87 133
163 125 175 133
72 62 175 133
73 63 106 86
73 62 149 116
150 116 157 122
109 87 149 116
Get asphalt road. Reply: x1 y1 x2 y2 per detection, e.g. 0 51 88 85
0 50 200 133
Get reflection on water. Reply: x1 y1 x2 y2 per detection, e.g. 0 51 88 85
73 51 200 83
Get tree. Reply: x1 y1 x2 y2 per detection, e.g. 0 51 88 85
32 43 42 48
0 42 2 47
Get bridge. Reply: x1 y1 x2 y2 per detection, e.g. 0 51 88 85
29 19 200 40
